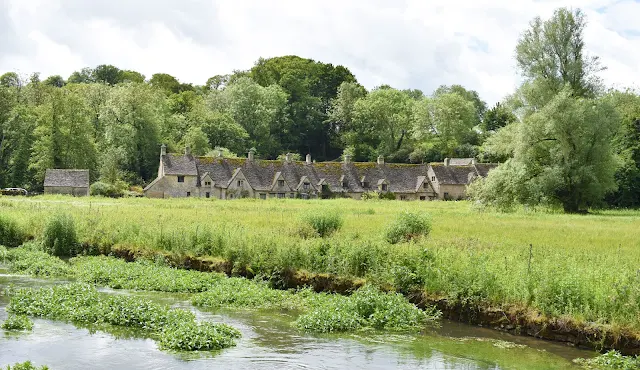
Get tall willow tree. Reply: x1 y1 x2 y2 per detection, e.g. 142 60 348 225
471 8 618 213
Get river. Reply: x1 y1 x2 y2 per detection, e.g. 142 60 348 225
0 268 593 369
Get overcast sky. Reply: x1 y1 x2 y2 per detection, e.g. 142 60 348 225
1 0 639 104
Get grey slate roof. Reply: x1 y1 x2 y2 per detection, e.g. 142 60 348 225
474 163 499 178
160 154 496 192
44 169 90 188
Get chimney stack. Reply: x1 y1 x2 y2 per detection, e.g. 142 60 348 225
306 154 311 164
160 144 166 157
217 150 223 157
444 158 450 166
471 158 477 165
185 146 191 156
377 155 384 165
286 153 293 162
248 148 255 161
343 154 351 164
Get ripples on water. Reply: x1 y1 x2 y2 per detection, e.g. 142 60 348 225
0 271 589 370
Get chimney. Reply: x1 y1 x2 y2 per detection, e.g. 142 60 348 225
471 158 477 165
217 150 223 157
444 158 450 166
248 148 255 161
377 155 384 165
343 154 351 164
160 144 166 157
306 154 311 164
185 146 191 156
285 153 293 162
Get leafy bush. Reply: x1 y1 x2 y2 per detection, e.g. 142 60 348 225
7 283 241 352
90 181 126 198
1 314 34 331
361 191 380 201
42 213 78 257
0 215 25 248
4 362 49 370
302 212 343 238
574 350 640 369
379 191 396 200
384 211 432 244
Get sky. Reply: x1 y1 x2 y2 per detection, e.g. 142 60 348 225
1 0 639 105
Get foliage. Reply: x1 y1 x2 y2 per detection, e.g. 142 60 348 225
5 245 72 277
574 351 640 369
7 283 241 351
4 362 49 370
42 213 79 257
302 212 343 237
90 181 126 198
0 214 25 248
295 285 439 333
70 256 224 292
1 314 34 331
192 278 300 310
385 211 432 244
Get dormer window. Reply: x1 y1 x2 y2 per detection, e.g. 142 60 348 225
237 180 244 187
362 182 369 188
431 176 436 182
303 182 310 190
177 176 185 183
278 180 285 187
342 181 348 188
423 183 428 189
205 181 211 186
381 184 388 191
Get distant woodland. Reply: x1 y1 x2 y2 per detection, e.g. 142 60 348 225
0 7 638 211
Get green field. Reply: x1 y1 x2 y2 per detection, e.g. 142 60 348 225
2 195 640 333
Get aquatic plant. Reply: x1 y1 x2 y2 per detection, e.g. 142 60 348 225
4 362 49 370
7 283 241 352
5 245 72 278
295 285 440 333
384 211 431 244
574 350 640 369
70 256 224 292
42 213 78 257
1 314 34 331
192 277 301 310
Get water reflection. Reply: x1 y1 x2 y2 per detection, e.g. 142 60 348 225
0 272 588 370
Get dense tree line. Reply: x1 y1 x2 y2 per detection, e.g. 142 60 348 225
0 7 638 211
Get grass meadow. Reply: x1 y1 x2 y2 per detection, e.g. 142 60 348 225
2 195 640 332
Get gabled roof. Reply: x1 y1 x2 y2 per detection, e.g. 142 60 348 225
44 169 89 188
162 154 198 176
474 163 499 177
430 164 478 185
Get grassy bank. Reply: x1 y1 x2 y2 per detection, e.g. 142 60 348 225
2 196 640 342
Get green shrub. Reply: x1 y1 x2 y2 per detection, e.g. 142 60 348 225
385 211 432 244
4 362 49 370
302 212 343 238
574 350 640 369
379 191 396 200
361 191 380 201
0 215 25 248
90 181 126 198
42 213 78 257
1 314 34 331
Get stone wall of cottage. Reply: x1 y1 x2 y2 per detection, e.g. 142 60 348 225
144 175 198 198
44 186 89 196
437 184 468 200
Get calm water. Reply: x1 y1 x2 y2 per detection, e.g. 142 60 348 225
0 268 593 370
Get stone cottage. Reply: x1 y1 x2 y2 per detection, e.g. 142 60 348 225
143 145 497 200
43 169 90 196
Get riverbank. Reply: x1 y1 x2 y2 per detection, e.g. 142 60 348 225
1 196 640 354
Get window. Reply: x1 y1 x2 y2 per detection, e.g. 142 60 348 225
177 176 185 183
444 192 449 200
237 180 244 187
400 195 407 201
431 176 435 182
206 192 210 198
278 180 285 187
277 193 285 199
260 193 266 200
229 194 234 199
420 196 426 201
289 193 295 198
342 181 348 188
423 183 429 189
381 184 388 191
186 192 191 197
302 193 309 200
362 182 369 188
205 181 211 186
303 182 310 190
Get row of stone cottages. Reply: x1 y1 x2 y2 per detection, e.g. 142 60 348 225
137 145 497 200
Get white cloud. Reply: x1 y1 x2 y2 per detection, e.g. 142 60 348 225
1 0 639 104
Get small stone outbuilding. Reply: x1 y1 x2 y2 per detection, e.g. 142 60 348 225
43 169 90 196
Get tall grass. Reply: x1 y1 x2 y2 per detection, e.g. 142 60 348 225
1 196 640 331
